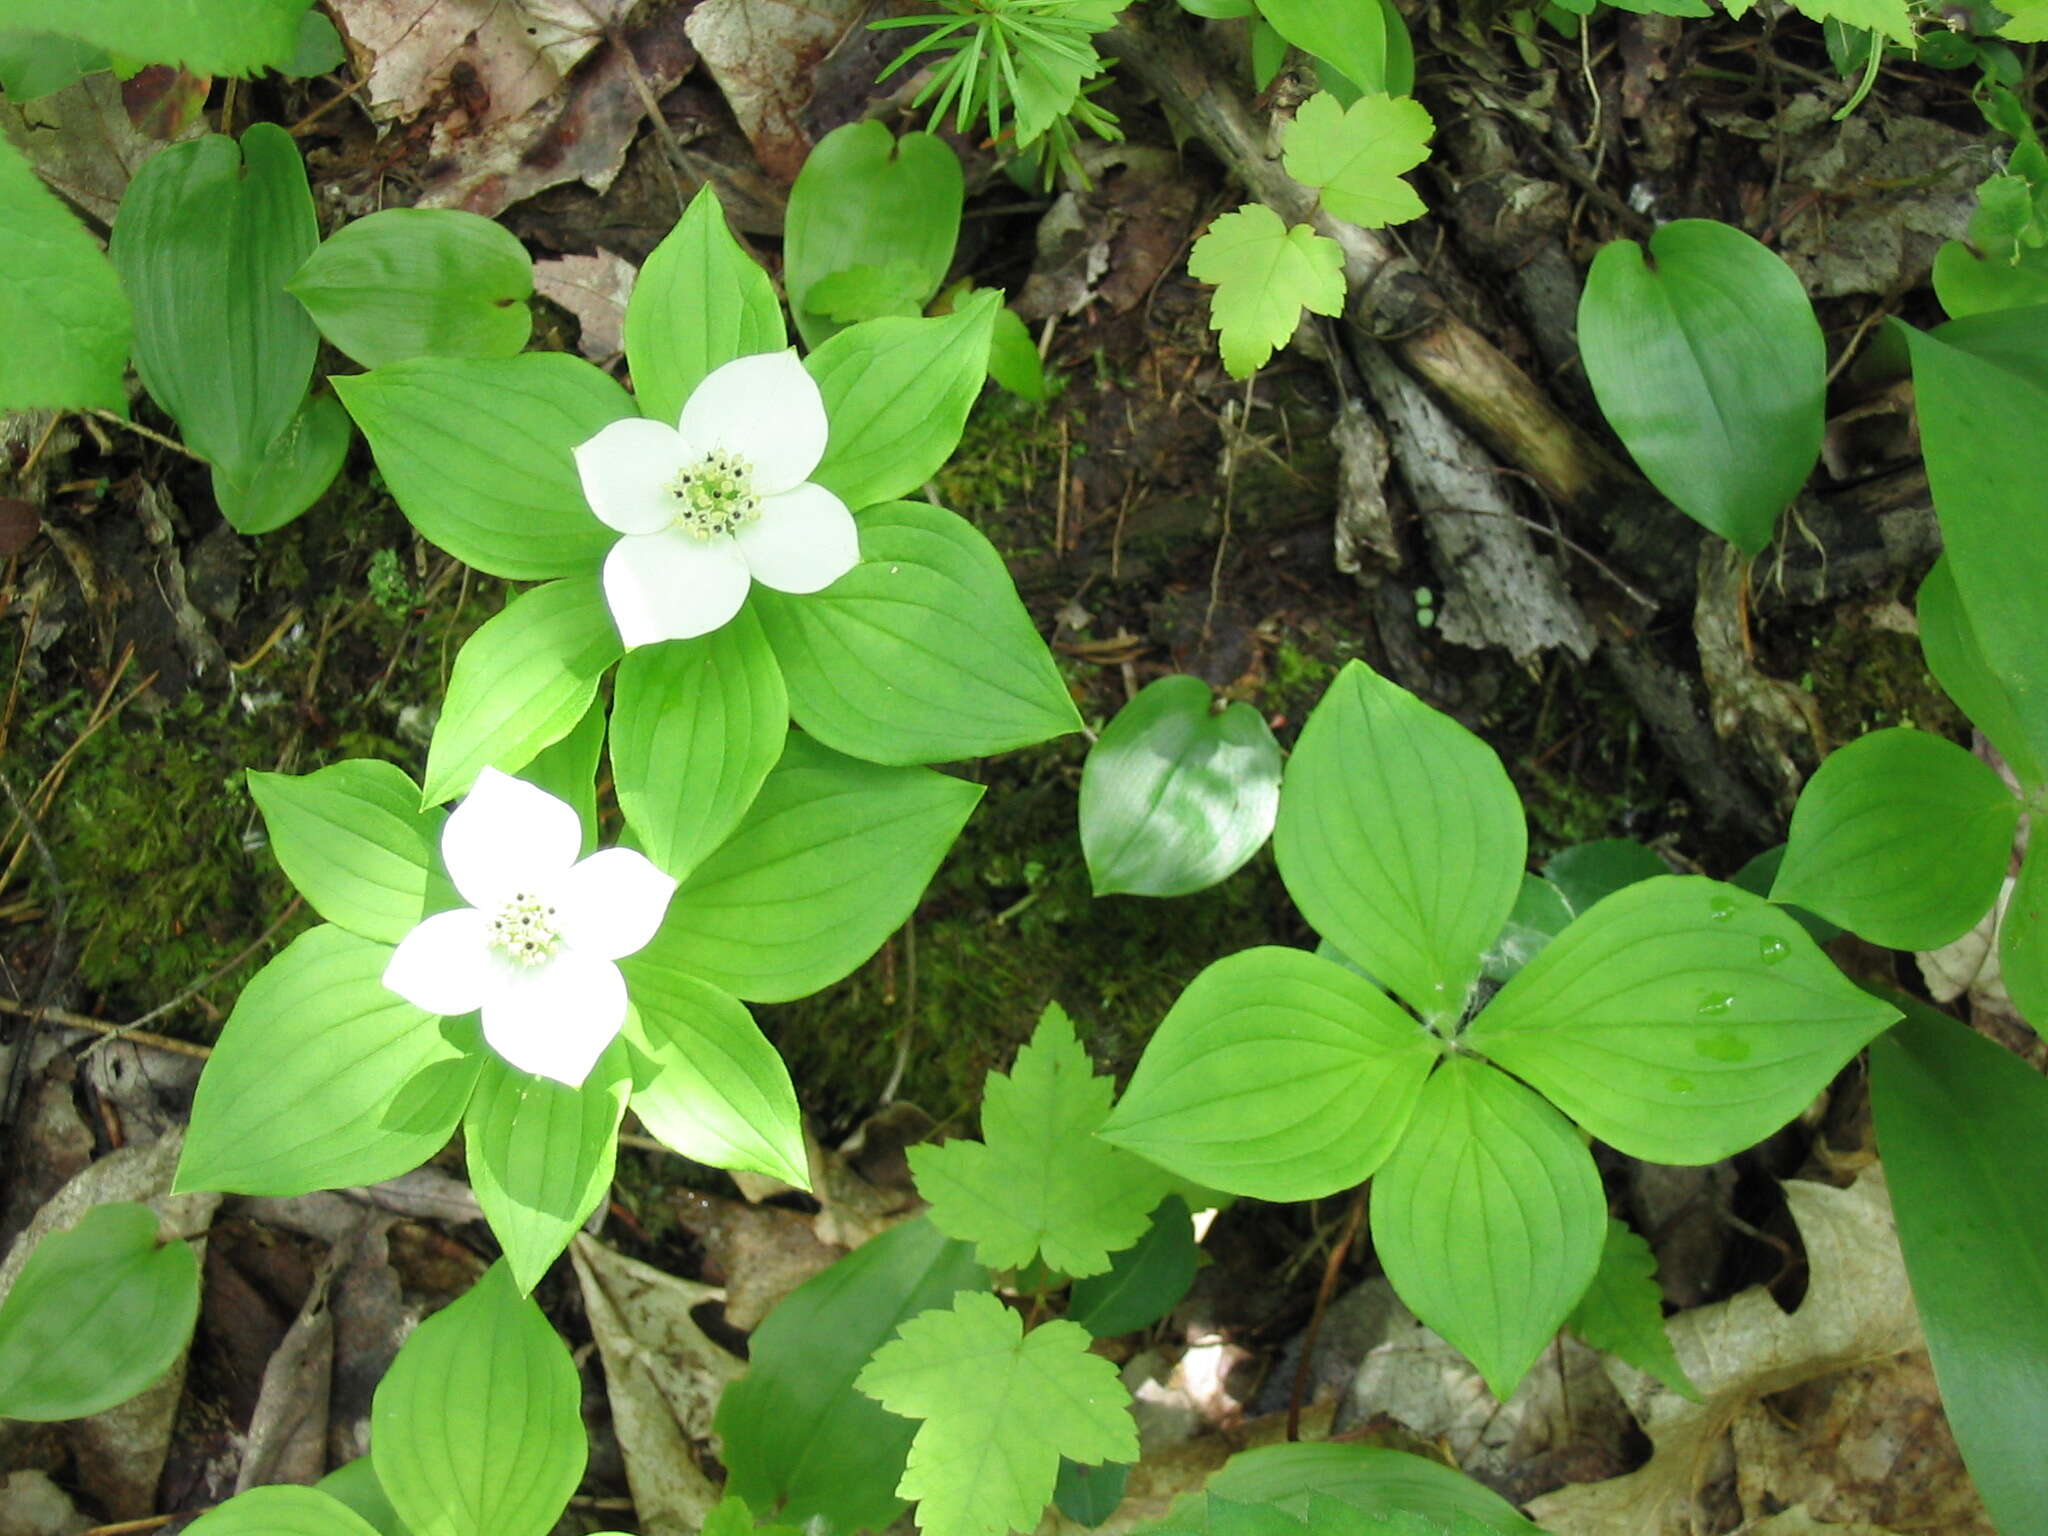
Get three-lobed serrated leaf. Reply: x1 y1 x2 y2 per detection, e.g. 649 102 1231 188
1282 91 1433 229
1787 0 1915 43
1188 204 1346 377
857 1291 1137 1536
1565 1218 1699 1401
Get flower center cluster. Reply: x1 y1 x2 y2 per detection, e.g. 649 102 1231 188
488 892 561 967
666 449 762 540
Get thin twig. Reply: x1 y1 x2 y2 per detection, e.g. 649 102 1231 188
1202 373 1257 647
17 413 63 479
0 770 68 1128
879 917 918 1107
0 997 212 1061
1287 1184 1367 1442
87 410 207 463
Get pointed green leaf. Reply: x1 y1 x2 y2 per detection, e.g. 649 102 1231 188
517 689 606 856
1541 838 1668 915
1564 1219 1699 1400
248 760 442 945
371 1262 585 1536
1255 0 1387 96
752 500 1081 766
2002 845 2048 1032
1918 557 2043 788
1282 91 1433 229
1099 946 1437 1202
1273 659 1524 1021
1465 877 1899 1163
0 33 109 100
1368 1057 1605 1400
314 1459 407 1536
1189 1443 1542 1532
1067 1196 1200 1338
0 136 130 413
1055 1461 1130 1528
0 1203 199 1422
1187 203 1346 378
20 0 312 75
177 926 480 1196
212 388 353 536
177 1486 382 1536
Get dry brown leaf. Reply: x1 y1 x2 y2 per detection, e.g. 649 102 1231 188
0 74 171 224
336 0 633 125
683 0 866 180
670 1188 841 1330
533 249 636 361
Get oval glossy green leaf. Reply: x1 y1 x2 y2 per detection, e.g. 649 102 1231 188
180 1486 383 1536
1918 556 2043 788
249 759 441 944
1870 996 2048 1536
1728 844 1842 945
1067 1196 1199 1338
611 610 787 882
335 353 630 580
1369 1057 1606 1401
176 925 481 1196
212 388 352 535
371 1261 585 1536
0 136 130 412
1194 1443 1542 1532
290 208 533 368
624 184 786 426
1079 675 1281 898
645 733 981 1003
517 689 605 856
1256 0 1387 96
23 0 311 75
717 1216 987 1534
1578 219 1823 555
752 500 1080 766
1772 727 2018 949
1272 659 1524 1022
1932 239 2048 320
0 1202 199 1422
617 971 808 1189
1466 876 1899 1163
421 575 622 807
1099 946 1438 1202
785 120 963 348
110 124 319 481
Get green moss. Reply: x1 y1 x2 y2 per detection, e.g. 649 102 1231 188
931 390 1072 555
1800 621 1965 745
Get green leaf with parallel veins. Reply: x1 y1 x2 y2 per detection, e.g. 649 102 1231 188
1565 1218 1699 1401
1283 91 1433 229
0 1202 199 1422
618 971 808 1189
0 136 129 413
805 297 997 510
176 925 480 1196
752 500 1080 766
421 576 622 807
857 1291 1137 1536
176 1487 382 1536
1273 659 1524 1022
1772 728 2018 949
1465 877 1900 1164
1542 838 1668 915
1080 674 1281 899
911 1004 1170 1277
315 1460 407 1536
625 185 787 426
335 353 630 580
212 388 352 535
1369 1057 1606 1401
1067 1196 1199 1338
1188 203 1346 378
1256 0 1387 96
644 733 981 1003
371 1261 585 1536
249 759 442 945
718 1217 988 1533
1099 946 1438 1203
1918 556 2044 788
23 0 311 76
465 1046 630 1294
1933 239 2048 320
289 208 533 369
517 690 606 856
1182 1443 1542 1533
2002 846 2048 1032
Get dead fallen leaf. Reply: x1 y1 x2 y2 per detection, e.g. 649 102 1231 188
336 0 632 125
533 249 636 361
0 1470 90 1536
670 1187 841 1330
0 74 172 224
683 0 866 181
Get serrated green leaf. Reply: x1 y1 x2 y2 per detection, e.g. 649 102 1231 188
752 500 1080 766
177 1486 383 1536
0 136 129 412
1282 91 1433 229
857 1291 1137 1536
1099 946 1437 1202
212 388 352 536
1188 203 1346 377
1465 877 1900 1163
1067 1196 1199 1338
1788 0 1915 44
0 1202 199 1422
1256 0 1387 96
1772 728 2018 949
911 1005 1169 1277
249 760 441 945
22 0 311 76
1565 1218 1698 1400
1918 556 2044 789
371 1262 585 1536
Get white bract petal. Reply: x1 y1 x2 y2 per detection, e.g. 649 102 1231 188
383 908 496 1017
573 416 688 535
677 350 830 495
603 529 751 646
478 949 629 1087
441 767 583 911
737 481 861 594
548 847 678 959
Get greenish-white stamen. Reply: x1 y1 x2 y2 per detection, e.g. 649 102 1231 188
489 892 561 967
667 448 762 539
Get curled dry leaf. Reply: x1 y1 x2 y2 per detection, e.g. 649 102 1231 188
683 0 866 181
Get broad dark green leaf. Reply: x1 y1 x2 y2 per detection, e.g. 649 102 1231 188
624 184 786 425
1466 877 1899 1163
1055 1460 1129 1527
24 0 311 76
1728 845 1842 945
1080 675 1281 898
290 208 533 368
752 500 1079 765
249 759 441 944
717 1216 987 1534
110 125 318 481
178 1486 382 1536
212 389 352 536
1871 996 2048 1536
1099 946 1438 1202
1067 1196 1200 1338
1772 728 2017 949
176 926 481 1195
371 1261 585 1536
1565 1218 1698 1400
644 733 981 1003
336 353 630 580
2003 846 2048 1032
0 136 129 412
1932 240 2048 320
1478 874 1574 984
0 32 108 99
1369 1057 1606 1400
1542 838 1668 915
1256 0 1387 96
315 1459 408 1536
1188 1443 1542 1532
0 1202 199 1422
784 120 962 347
1578 219 1823 554
1272 659 1524 1021
1918 555 2044 788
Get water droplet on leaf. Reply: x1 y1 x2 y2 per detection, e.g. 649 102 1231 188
1758 935 1790 964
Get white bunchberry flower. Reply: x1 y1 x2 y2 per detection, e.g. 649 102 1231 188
382 768 677 1087
572 349 860 647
